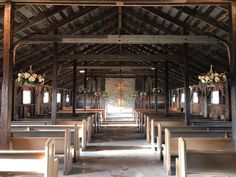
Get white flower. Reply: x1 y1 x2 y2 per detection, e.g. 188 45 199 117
29 76 36 82
17 77 21 82
38 78 44 83
214 73 219 76
214 77 220 83
24 72 30 79
18 73 22 77
205 76 210 81
222 75 227 81
32 74 37 78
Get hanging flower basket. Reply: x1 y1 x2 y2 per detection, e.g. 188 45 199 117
94 91 101 97
140 91 147 97
79 88 89 94
17 65 45 88
198 65 227 87
152 86 162 93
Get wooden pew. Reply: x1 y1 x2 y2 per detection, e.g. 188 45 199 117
12 120 51 125
12 119 88 151
150 120 185 152
11 125 80 162
0 138 58 177
156 123 232 160
176 137 236 177
56 119 90 150
164 129 232 175
11 129 74 175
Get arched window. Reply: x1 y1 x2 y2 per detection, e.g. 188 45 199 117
57 93 61 103
193 92 199 103
43 92 49 103
211 91 220 104
22 90 31 104
66 94 70 103
181 93 185 103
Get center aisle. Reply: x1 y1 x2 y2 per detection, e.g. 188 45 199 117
62 121 169 177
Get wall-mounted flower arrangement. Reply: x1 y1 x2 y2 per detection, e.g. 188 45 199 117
101 91 109 100
132 91 140 99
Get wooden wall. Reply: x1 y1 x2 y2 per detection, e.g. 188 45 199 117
12 82 71 119
170 83 230 120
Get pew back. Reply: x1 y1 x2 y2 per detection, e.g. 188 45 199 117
177 137 236 177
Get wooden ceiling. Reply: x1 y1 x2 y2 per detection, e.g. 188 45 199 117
0 3 231 89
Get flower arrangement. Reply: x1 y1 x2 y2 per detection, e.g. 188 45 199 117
198 65 227 87
17 65 45 88
140 91 147 97
94 91 101 97
79 88 89 94
101 91 109 100
132 91 140 99
152 86 162 93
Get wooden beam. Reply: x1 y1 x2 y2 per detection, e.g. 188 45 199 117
0 2 14 150
60 54 183 61
16 35 222 45
4 0 235 6
66 65 156 70
230 2 236 149
51 31 58 125
72 59 77 115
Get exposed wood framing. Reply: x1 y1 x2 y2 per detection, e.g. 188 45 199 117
0 2 14 150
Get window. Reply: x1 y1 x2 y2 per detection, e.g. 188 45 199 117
172 95 176 103
193 92 199 103
23 90 31 104
181 93 185 103
57 93 61 103
43 92 49 103
66 94 70 103
211 91 220 104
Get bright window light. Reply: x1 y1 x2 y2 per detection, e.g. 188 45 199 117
43 92 49 103
181 93 185 103
23 90 31 104
193 92 199 103
57 93 61 103
211 91 220 104
66 94 70 103
172 95 176 103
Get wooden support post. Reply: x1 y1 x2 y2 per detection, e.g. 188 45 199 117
165 61 169 115
155 68 158 112
143 76 146 109
0 2 14 150
51 30 58 125
90 76 93 108
148 76 151 109
72 60 77 115
83 70 87 110
184 43 190 125
230 3 236 148
95 76 98 108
